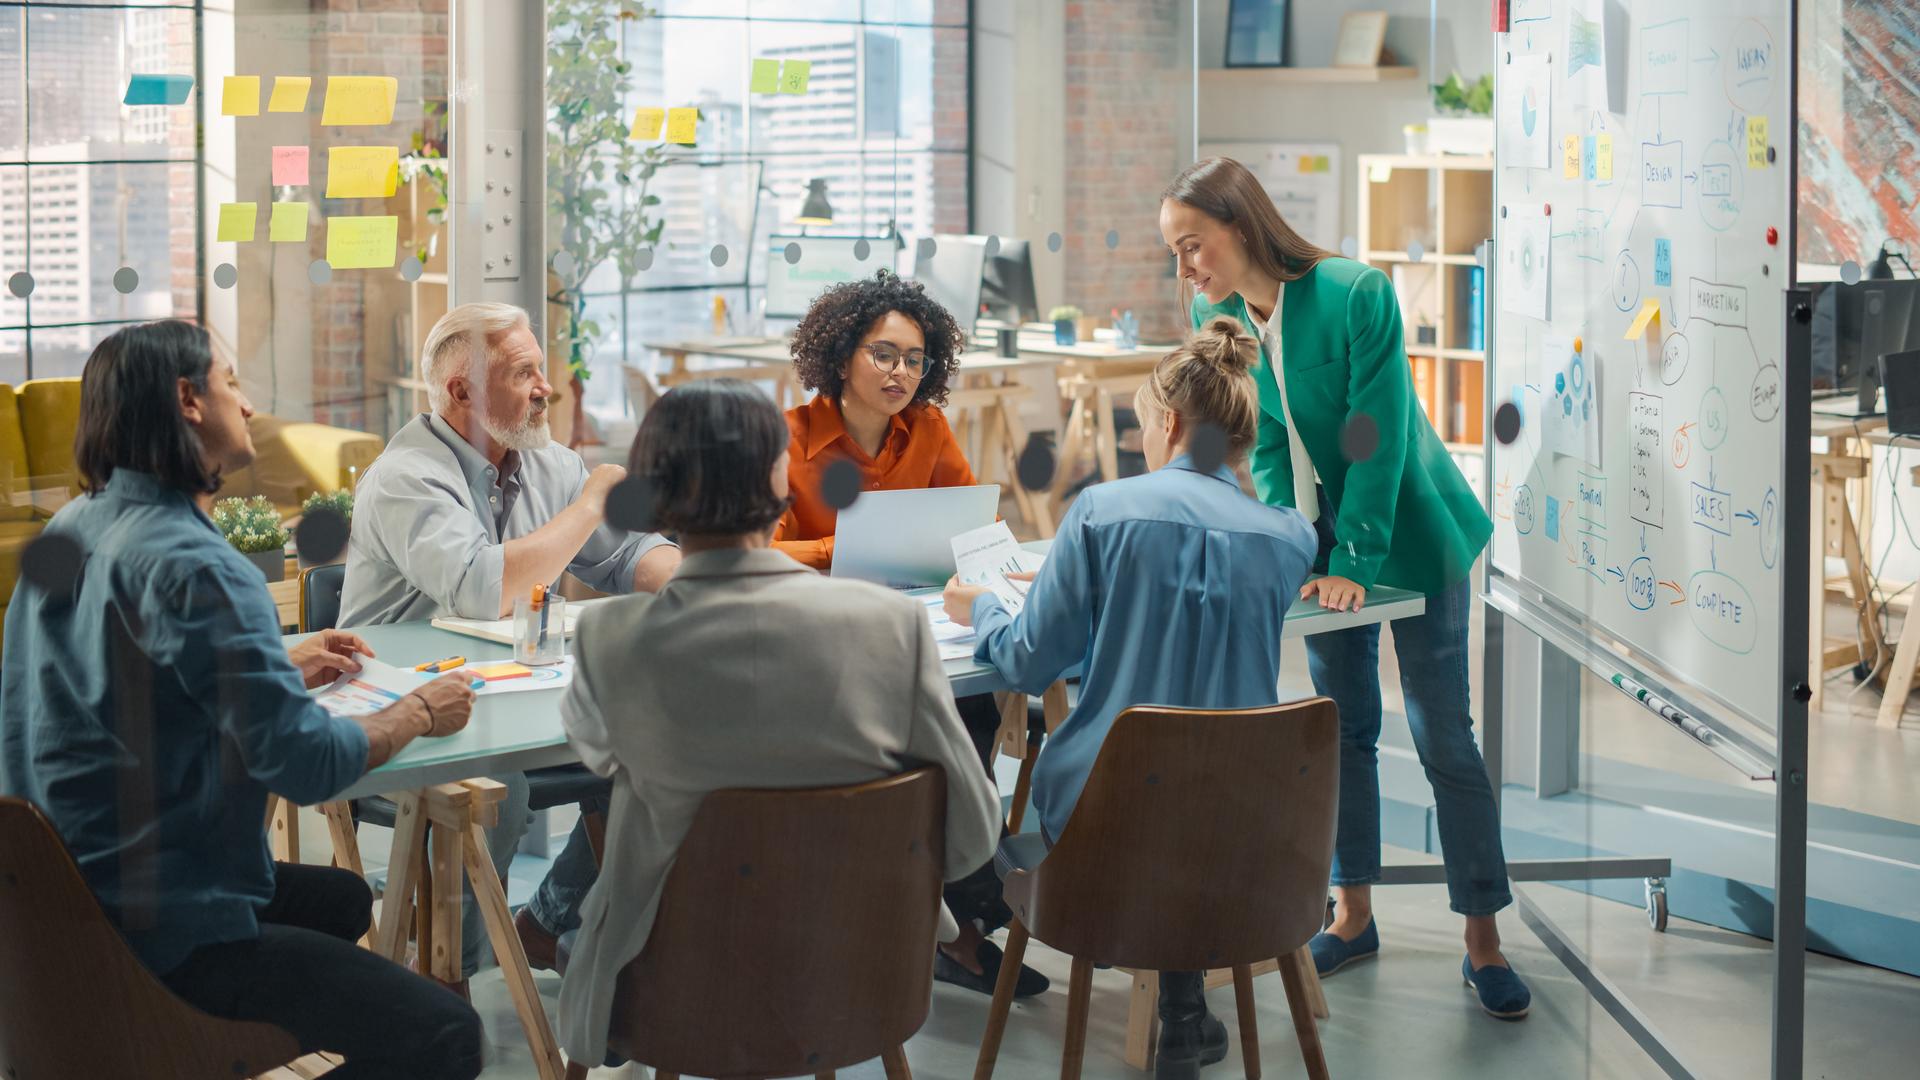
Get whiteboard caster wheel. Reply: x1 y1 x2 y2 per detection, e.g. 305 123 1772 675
1645 877 1669 932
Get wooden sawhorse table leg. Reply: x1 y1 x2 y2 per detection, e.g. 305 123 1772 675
993 683 1069 835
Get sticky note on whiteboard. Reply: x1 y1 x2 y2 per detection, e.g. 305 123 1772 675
269 202 310 243
665 107 699 144
221 76 260 117
268 76 312 113
326 216 400 269
1654 238 1672 286
1746 115 1768 168
321 76 399 126
325 146 399 199
1582 135 1597 180
750 58 781 94
216 203 257 242
1625 298 1661 339
1562 136 1580 179
1595 134 1613 180
630 107 665 141
272 145 310 186
125 74 194 106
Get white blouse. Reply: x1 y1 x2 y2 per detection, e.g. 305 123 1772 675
1244 283 1321 522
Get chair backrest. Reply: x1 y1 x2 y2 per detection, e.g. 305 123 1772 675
1015 699 1340 971
0 797 301 1078
15 378 82 499
607 767 947 1077
299 562 347 633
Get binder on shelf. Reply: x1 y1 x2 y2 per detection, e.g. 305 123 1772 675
1466 265 1485 352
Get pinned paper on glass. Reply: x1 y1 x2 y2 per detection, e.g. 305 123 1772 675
272 145 310 186
1746 115 1769 168
630 107 665 141
216 203 257 242
325 146 399 199
269 202 310 243
221 76 261 117
326 216 399 270
750 59 781 94
320 76 399 126
1543 333 1602 467
665 107 698 145
124 74 194 106
1499 55 1552 170
1500 205 1551 322
268 76 312 113
779 60 812 95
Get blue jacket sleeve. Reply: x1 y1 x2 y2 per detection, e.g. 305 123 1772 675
169 560 370 805
971 494 1097 694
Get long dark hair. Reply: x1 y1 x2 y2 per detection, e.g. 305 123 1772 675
74 319 222 496
631 379 791 536
1162 157 1336 318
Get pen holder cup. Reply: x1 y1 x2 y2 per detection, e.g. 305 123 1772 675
513 595 567 666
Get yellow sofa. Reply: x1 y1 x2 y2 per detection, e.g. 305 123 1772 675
0 377 382 646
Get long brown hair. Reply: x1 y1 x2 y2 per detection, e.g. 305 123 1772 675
1162 157 1335 318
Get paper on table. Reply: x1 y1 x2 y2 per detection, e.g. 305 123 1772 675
326 216 399 270
951 521 1045 615
920 596 979 661
269 76 312 113
325 146 399 199
463 657 576 695
313 658 427 718
321 75 399 126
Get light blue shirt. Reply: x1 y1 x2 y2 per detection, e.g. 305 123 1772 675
0 471 369 975
970 456 1318 841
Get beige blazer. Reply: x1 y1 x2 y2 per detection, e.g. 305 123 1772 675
555 547 1003 1065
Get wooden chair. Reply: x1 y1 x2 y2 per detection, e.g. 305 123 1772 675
974 700 1341 1080
562 768 948 1080
0 797 303 1078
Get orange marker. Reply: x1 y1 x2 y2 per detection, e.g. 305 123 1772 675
414 655 466 673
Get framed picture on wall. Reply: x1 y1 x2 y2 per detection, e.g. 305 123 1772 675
1332 11 1391 68
1225 0 1289 68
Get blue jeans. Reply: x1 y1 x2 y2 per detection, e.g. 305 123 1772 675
523 790 611 938
1304 577 1512 917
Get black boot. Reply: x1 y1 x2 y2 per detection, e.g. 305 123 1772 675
1155 970 1228 1079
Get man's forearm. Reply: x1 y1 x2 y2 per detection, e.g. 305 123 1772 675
498 498 602 615
360 694 431 770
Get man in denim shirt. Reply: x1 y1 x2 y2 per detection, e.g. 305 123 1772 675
0 320 483 1078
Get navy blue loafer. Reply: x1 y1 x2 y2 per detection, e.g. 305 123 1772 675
1307 918 1379 977
1462 955 1531 1019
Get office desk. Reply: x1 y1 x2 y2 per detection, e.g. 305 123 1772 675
295 576 1421 1077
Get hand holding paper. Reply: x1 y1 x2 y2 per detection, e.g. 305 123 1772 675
951 521 1046 615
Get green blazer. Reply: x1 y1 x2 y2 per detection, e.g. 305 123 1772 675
1192 257 1490 595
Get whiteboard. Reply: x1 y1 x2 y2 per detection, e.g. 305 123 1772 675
1487 0 1790 728
1198 142 1343 251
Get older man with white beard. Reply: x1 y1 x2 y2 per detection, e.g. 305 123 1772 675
343 302 679 994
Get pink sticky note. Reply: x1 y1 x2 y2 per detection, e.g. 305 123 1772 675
272 145 310 187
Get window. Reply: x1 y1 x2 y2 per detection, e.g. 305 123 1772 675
547 0 970 427
0 1 199 383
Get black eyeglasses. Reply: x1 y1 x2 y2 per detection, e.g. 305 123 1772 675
861 342 930 379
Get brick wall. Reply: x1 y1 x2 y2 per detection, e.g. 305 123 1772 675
1061 0 1186 342
930 9 971 235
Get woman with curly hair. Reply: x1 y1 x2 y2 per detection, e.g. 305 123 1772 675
776 269 1048 1001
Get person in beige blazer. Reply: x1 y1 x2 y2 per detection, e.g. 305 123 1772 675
555 379 1003 1067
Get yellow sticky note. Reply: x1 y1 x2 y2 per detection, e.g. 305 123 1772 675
665 107 698 145
467 661 533 682
1596 134 1614 180
325 215 399 270
269 202 309 243
1562 135 1581 179
1625 299 1661 339
216 202 257 242
630 106 665 141
325 145 399 199
221 76 260 117
779 59 812 95
320 75 398 126
750 58 780 94
268 76 312 113
1747 115 1768 168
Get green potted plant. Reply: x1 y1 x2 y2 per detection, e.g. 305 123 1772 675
1050 305 1084 346
1428 72 1494 156
212 495 290 582
297 489 354 568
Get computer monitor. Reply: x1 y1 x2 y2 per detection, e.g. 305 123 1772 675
1811 278 1920 396
981 239 1039 325
913 234 990 331
1881 348 1920 437
764 234 887 320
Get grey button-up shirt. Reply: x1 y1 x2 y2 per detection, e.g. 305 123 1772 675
340 413 672 626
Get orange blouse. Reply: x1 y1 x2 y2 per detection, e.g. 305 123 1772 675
773 395 977 570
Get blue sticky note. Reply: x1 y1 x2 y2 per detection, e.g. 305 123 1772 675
1545 496 1561 541
124 73 194 106
1582 135 1597 181
1654 238 1672 286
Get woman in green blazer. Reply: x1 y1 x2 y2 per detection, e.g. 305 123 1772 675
1158 157 1529 1020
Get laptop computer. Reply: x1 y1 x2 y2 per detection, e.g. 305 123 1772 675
829 485 1001 588
1881 349 1920 437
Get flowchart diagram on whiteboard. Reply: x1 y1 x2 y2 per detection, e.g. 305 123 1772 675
1489 0 1789 727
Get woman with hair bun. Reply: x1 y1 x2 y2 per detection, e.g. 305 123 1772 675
945 317 1318 1079
1159 156 1526 1021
